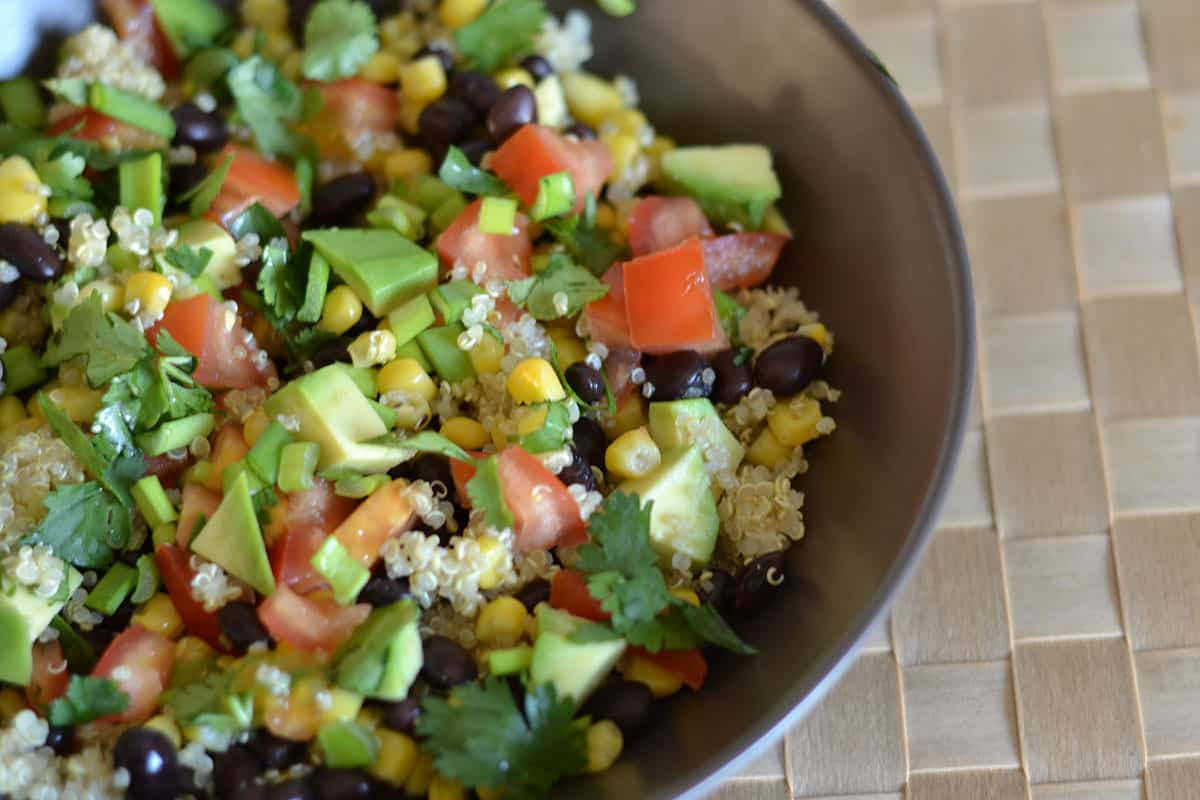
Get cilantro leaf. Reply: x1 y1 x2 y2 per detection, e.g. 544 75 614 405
99 330 213 435
256 237 306 327
675 602 757 655
180 151 233 216
544 195 627 276
47 675 129 726
368 431 472 464
162 244 213 278
418 677 586 798
465 456 513 531
438 146 509 197
50 617 97 672
35 150 92 204
227 56 309 158
38 393 143 509
507 253 608 320
227 202 287 243
454 0 547 73
43 295 152 387
302 0 380 82
25 482 129 567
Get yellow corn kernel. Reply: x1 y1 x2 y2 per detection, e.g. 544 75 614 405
241 407 270 448
133 594 185 639
468 332 505 374
399 55 448 105
746 427 791 469
348 329 397 369
561 72 625 127
549 331 588 368
371 729 420 785
36 386 103 424
319 285 364 335
380 14 415 49
438 0 487 28
603 133 639 177
624 655 683 698
378 357 437 402
475 596 528 648
144 714 183 749
0 688 26 720
476 536 507 590
593 203 617 230
361 50 402 84
175 635 216 663
601 109 648 137
241 0 289 31
429 775 467 800
0 156 47 224
514 405 548 439
319 687 365 724
441 416 489 450
605 426 661 480
262 30 296 61
767 395 823 448
585 719 624 773
602 394 647 439
494 67 534 90
0 396 27 430
79 279 124 313
385 148 434 181
507 358 565 404
231 28 257 59
125 271 173 319
797 322 832 354
405 751 436 796
670 587 701 607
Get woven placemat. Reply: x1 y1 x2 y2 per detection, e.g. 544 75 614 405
717 0 1200 797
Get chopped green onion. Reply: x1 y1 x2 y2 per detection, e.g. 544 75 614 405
87 83 175 139
0 78 45 128
311 535 372 605
130 554 160 605
151 523 177 549
278 442 319 493
84 562 137 616
131 475 178 529
529 170 574 221
118 152 165 224
478 196 518 235
181 152 234 216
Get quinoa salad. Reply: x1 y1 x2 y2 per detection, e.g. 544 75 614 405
0 1 838 798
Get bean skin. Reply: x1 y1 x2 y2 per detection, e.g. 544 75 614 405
709 350 754 405
448 71 500 116
419 97 477 149
571 417 607 470
217 602 274 652
113 728 179 800
170 104 229 153
734 551 787 612
0 223 63 282
487 85 537 143
307 172 376 229
564 362 605 404
583 679 655 736
516 578 551 611
376 697 422 734
642 350 710 401
753 336 823 397
421 635 477 689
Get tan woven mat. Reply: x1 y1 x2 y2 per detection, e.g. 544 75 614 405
717 0 1200 797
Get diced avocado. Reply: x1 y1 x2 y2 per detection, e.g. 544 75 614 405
516 402 571 453
152 523 177 549
221 459 266 496
150 0 229 58
367 195 427 241
317 720 378 768
429 280 484 326
333 599 422 700
277 442 318 493
311 536 370 604
405 174 460 213
530 605 626 704
396 339 432 373
264 365 411 473
131 475 178 528
430 194 468 234
368 399 397 430
2 344 46 395
489 645 533 676
647 398 745 478
189 471 275 595
332 363 378 398
246 420 293 486
0 567 83 684
659 144 782 229
302 229 438 317
416 324 475 382
297 249 330 324
84 562 138 616
118 152 165 224
619 446 719 568
386 294 436 348
136 412 215 457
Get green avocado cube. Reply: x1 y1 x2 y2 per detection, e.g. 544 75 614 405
385 294 436 348
416 324 475 382
395 339 431 373
488 646 534 676
530 605 625 704
189 471 275 595
317 720 378 769
332 599 422 701
333 363 378 398
0 567 82 685
619 446 719 568
302 229 437 317
659 144 782 229
171 219 239 290
429 280 484 326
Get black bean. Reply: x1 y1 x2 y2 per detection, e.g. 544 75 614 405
169 162 208 201
519 55 554 81
416 43 456 73
698 567 735 613
487 85 537 143
113 727 179 800
566 122 596 140
419 97 477 148
515 577 551 612
308 172 376 229
709 350 754 405
571 417 607 470
267 777 315 800
218 601 274 652
448 71 500 116
565 362 605 404
389 453 454 494
170 103 229 153
582 679 655 737
45 725 75 756
457 137 494 166
643 350 710 401
377 697 422 734
0 223 63 283
251 730 308 771
240 785 270 800
357 575 410 607
557 448 598 491
310 767 374 800
0 281 17 312
214 746 261 797
421 635 477 689
753 336 824 397
308 338 352 370
734 551 787 612
80 626 114 655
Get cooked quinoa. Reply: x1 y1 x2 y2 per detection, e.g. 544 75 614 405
0 1 837 798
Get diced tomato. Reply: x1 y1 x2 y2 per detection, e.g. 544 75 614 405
702 233 789 291
271 526 329 595
206 144 301 227
306 79 399 160
493 296 523 327
144 453 190 489
449 456 479 504
435 198 531 283
176 483 221 548
627 196 713 257
330 479 416 567
631 647 708 691
203 424 249 492
623 238 724 354
151 294 276 389
26 641 68 710
101 0 179 78
92 626 176 723
257 586 370 653
603 346 641 406
497 446 587 552
583 263 631 350
48 109 118 140
285 478 357 532
155 544 226 650
487 124 612 212
549 569 608 622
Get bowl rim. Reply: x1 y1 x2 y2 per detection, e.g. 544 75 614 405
671 2 976 798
